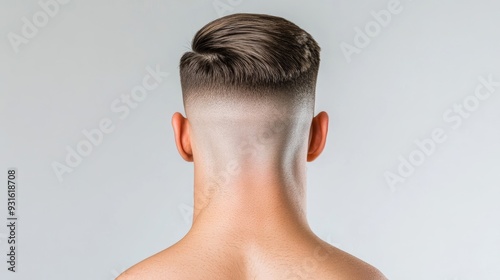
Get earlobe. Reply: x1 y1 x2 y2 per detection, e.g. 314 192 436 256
307 111 329 162
171 112 194 162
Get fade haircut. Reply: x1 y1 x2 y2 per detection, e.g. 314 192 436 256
179 13 321 110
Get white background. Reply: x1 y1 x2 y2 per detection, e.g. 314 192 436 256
1 0 499 279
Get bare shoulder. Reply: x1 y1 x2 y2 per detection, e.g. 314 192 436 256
115 258 164 280
115 242 232 280
325 258 387 280
115 248 180 280
316 242 388 280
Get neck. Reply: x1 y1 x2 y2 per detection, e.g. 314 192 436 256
187 159 312 241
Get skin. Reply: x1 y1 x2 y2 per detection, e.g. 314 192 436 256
117 97 387 280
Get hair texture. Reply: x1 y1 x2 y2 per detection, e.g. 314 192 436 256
179 13 321 107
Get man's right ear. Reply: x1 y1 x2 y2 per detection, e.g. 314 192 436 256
171 112 193 162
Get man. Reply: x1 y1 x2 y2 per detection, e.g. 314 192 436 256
118 13 387 279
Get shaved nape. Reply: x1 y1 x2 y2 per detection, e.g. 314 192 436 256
186 94 313 187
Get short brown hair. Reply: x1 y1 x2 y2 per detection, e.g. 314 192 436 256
180 13 320 108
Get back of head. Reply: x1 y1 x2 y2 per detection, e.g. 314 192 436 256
179 13 321 171
180 13 320 107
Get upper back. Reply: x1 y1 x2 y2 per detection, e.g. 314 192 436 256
117 237 387 280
